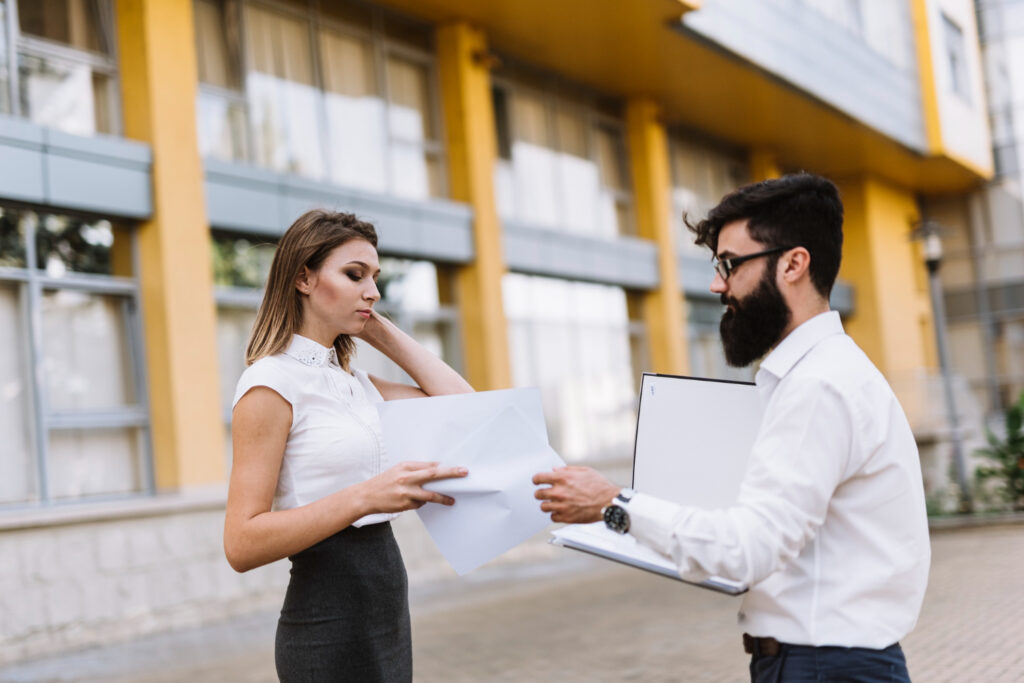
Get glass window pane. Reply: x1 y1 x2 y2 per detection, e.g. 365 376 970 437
0 206 27 267
382 13 432 52
18 53 114 135
595 126 628 192
211 232 276 288
48 427 142 499
245 6 324 178
195 0 242 90
321 29 387 191
387 56 435 143
0 2 9 114
389 143 433 199
35 214 119 276
0 284 37 504
18 0 112 55
217 305 257 419
555 105 588 159
503 273 637 462
41 290 137 411
197 91 248 161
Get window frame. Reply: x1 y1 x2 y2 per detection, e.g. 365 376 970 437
194 0 448 198
0 204 154 509
3 0 122 135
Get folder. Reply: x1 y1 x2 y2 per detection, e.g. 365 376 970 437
550 372 764 595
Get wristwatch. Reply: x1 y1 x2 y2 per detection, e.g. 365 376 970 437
603 488 637 534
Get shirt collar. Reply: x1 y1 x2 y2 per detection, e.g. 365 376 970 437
284 334 340 369
757 310 844 381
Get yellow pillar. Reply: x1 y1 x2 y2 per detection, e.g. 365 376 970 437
117 0 225 489
436 23 511 391
626 99 688 375
837 177 935 382
749 148 781 181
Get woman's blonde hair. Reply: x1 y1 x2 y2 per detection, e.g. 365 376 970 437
246 209 377 369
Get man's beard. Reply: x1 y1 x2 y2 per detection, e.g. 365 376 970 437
719 267 792 368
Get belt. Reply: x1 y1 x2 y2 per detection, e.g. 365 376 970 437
743 633 782 657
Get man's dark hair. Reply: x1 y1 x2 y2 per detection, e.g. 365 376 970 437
686 172 844 298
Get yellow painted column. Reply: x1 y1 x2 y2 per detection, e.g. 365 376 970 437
749 148 781 181
626 99 688 375
117 0 225 489
910 0 943 154
436 23 511 391
837 177 935 382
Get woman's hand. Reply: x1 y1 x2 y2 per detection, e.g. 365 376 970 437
353 309 394 349
357 461 469 514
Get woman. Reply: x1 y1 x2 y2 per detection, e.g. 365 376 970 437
224 209 472 682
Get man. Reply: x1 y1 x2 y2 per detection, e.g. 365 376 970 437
534 173 930 682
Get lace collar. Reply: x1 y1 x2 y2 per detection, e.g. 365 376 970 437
284 334 341 369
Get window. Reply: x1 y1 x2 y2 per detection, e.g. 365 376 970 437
211 231 462 464
491 72 634 239
194 0 446 199
503 273 642 462
669 134 748 255
0 206 150 506
1 0 119 135
942 12 971 102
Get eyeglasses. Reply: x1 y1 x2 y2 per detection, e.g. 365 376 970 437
712 246 792 281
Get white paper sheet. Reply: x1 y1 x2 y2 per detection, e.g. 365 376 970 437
377 388 565 575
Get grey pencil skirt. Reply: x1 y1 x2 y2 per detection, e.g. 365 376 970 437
275 522 412 683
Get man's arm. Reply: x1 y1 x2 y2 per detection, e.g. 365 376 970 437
534 376 852 586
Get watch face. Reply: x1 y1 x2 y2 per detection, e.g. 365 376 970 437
603 504 629 534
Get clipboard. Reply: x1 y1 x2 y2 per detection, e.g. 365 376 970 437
551 372 763 595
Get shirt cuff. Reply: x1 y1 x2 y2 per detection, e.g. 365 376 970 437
624 492 685 557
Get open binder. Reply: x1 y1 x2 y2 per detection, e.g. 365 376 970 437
550 372 764 595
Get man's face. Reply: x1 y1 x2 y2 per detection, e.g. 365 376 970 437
710 220 792 367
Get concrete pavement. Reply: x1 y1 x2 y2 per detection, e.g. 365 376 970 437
2 524 1022 682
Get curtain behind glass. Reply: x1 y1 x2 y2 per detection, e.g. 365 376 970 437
40 290 136 411
503 274 636 462
18 54 112 135
387 56 437 199
246 5 324 178
320 29 387 191
0 285 36 504
18 0 111 54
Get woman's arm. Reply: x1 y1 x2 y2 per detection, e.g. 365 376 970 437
357 310 473 400
224 386 467 572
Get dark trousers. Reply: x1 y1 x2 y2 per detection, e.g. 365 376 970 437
749 642 911 682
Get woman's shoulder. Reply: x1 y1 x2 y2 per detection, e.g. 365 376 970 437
233 354 299 408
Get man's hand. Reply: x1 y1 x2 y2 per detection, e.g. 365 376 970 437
532 466 621 524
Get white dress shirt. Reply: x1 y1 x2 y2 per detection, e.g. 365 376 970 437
624 311 930 648
233 334 397 526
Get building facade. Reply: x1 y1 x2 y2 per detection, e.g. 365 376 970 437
0 0 999 663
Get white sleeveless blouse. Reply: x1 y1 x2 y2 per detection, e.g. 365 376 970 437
232 334 397 526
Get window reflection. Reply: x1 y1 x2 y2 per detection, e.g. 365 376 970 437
0 207 27 268
503 274 638 462
18 53 114 136
34 213 118 276
211 231 275 289
0 2 9 115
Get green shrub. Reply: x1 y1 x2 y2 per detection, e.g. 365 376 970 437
974 392 1024 511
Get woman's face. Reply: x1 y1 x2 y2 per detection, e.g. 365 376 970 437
298 238 381 337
